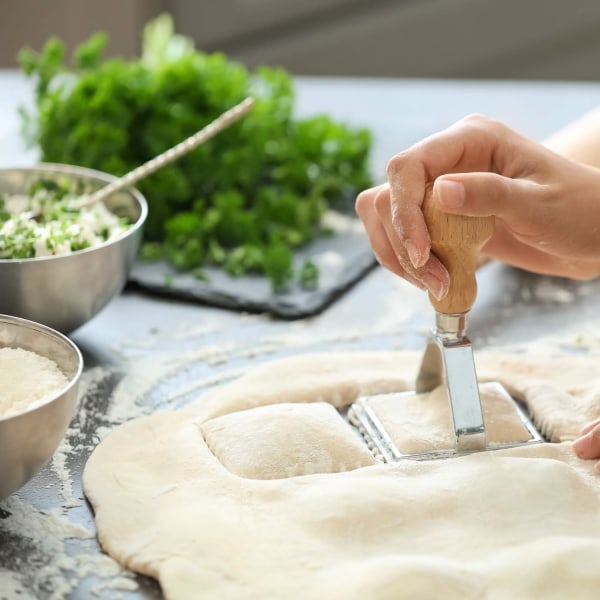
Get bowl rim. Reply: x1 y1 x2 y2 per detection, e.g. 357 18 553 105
0 162 148 264
0 313 84 423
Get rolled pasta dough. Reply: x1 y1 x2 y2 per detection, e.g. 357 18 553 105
83 350 600 600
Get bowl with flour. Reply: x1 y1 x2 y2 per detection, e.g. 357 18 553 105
0 314 83 500
0 163 147 333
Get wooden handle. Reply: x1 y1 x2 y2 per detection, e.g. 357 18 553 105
422 183 495 314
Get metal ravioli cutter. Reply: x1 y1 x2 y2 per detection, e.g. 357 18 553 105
348 186 544 462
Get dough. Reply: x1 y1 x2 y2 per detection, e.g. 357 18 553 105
200 402 376 479
83 350 600 599
365 382 532 455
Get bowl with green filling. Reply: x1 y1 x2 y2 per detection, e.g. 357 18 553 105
0 163 147 333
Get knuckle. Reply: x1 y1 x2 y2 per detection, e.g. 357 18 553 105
373 187 390 214
386 151 409 179
461 113 507 137
354 189 371 216
389 210 404 237
461 112 494 127
462 112 489 123
355 185 390 218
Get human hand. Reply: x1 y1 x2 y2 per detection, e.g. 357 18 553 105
355 114 600 300
572 419 600 472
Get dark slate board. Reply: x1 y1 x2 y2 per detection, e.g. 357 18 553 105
128 211 378 319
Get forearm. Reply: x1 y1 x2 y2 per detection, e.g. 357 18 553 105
543 106 600 167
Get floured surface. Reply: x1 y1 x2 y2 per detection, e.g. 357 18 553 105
84 350 600 600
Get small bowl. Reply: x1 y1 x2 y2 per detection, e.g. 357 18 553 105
0 314 83 500
0 163 148 333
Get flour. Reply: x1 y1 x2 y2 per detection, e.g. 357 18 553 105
0 496 92 599
0 569 37 600
0 347 69 418
50 435 80 508
0 495 138 599
535 280 576 304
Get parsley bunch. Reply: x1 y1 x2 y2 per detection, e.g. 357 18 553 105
19 14 372 291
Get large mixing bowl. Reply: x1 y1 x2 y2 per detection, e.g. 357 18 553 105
0 164 148 333
0 314 83 500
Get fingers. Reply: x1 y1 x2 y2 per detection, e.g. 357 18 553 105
356 184 448 297
374 185 449 299
384 114 515 267
356 184 424 289
432 171 552 242
572 421 600 461
479 222 580 277
433 166 600 279
573 420 600 475
358 112 600 294
579 418 600 436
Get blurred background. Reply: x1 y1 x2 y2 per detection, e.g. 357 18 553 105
2 0 600 79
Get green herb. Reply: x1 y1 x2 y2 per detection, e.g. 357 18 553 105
140 242 163 261
0 195 9 224
299 260 319 290
193 268 209 282
19 13 372 291
262 236 294 293
0 178 129 259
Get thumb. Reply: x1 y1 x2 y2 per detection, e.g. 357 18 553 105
432 172 539 223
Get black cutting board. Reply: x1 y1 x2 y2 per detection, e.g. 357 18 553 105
128 211 377 319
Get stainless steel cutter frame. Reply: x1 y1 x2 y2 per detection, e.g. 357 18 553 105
348 312 544 462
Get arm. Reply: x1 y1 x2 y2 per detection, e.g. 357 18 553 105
355 110 600 469
543 106 600 167
355 113 600 300
541 108 600 469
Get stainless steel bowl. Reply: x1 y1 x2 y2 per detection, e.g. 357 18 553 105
0 164 148 333
0 314 83 500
